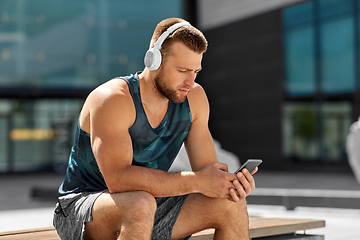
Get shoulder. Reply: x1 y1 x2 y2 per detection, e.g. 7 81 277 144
81 78 135 132
187 83 209 122
89 78 132 106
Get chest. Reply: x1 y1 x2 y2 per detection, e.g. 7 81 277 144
142 103 169 129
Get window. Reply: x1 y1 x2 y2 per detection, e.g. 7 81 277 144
321 102 352 161
320 17 355 93
283 102 351 162
283 103 319 161
284 26 316 96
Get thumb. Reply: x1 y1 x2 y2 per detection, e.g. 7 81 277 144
215 162 229 172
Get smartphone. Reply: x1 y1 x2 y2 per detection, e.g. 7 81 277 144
234 159 262 174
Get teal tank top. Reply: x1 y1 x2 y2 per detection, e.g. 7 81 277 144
59 72 192 195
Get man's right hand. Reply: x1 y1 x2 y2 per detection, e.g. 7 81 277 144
195 162 256 202
195 162 238 200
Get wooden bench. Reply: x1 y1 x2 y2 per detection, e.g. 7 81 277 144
0 217 325 240
191 217 325 239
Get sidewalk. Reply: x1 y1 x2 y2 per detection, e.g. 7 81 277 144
0 172 62 233
247 205 360 240
251 171 360 239
0 172 62 211
251 170 360 210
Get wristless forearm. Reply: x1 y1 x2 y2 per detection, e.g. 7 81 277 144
105 165 199 197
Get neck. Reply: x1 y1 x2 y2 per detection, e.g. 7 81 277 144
138 69 169 107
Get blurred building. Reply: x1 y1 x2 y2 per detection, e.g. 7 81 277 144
0 0 359 174
0 0 184 172
196 0 360 172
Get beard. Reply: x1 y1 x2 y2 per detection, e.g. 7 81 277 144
154 73 187 103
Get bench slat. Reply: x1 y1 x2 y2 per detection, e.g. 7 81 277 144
190 217 325 239
249 217 325 238
0 227 58 240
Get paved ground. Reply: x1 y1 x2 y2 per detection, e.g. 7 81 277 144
0 171 359 239
248 205 360 240
0 172 62 211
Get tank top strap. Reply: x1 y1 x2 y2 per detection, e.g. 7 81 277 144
119 73 143 113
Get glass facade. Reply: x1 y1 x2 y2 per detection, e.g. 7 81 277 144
0 0 183 172
0 0 183 88
283 0 358 163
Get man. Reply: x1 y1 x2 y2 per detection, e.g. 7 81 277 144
53 18 257 240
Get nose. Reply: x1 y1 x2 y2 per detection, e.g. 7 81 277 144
184 73 197 89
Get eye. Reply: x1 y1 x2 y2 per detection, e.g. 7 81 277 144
179 70 186 73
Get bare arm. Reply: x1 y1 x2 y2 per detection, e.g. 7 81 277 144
185 84 257 201
184 84 217 171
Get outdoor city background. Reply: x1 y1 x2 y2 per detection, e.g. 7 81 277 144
0 0 360 239
1 0 360 174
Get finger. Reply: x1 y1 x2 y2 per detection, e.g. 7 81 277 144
241 168 256 191
226 194 236 202
229 188 239 202
233 179 247 199
236 171 252 195
251 167 258 175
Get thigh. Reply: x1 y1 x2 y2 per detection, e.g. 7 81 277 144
85 191 157 240
171 193 246 239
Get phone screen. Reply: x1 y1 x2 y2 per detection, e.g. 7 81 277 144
234 159 262 174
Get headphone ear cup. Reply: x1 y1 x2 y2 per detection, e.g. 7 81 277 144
144 47 162 71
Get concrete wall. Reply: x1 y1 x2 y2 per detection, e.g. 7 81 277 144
197 0 306 30
197 9 284 170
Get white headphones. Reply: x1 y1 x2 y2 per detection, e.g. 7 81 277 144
144 22 191 71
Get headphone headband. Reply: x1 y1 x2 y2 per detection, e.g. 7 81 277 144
154 22 191 50
144 22 191 71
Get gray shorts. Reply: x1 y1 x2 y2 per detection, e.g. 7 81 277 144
53 191 191 240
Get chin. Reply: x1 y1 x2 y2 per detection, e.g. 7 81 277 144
170 96 186 103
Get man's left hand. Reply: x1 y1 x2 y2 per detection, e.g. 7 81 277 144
229 167 257 202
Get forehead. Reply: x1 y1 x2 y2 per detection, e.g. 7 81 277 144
166 41 203 68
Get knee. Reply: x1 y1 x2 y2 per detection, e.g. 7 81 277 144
132 191 157 216
123 191 157 223
226 198 248 217
101 191 157 225
234 198 248 211
212 198 248 228
228 198 248 224
211 197 247 214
